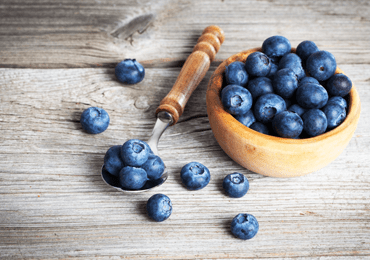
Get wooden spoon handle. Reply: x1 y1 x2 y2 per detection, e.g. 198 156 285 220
155 25 224 125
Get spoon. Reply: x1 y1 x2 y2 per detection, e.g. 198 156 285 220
101 25 225 193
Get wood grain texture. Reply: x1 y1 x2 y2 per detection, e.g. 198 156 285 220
0 0 370 259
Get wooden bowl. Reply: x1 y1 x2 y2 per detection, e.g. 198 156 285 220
206 47 361 177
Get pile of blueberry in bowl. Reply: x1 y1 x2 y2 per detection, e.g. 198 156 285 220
206 36 361 177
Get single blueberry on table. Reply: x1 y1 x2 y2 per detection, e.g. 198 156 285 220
327 96 347 109
234 109 256 128
306 50 337 81
301 109 328 137
119 166 148 190
180 162 211 190
322 103 347 130
296 83 328 109
296 40 319 64
246 77 274 100
278 53 305 80
121 139 151 167
231 213 259 240
221 85 253 116
250 122 271 135
326 73 352 97
272 68 299 99
80 107 110 134
146 194 172 222
288 104 306 117
115 59 145 84
104 145 125 177
272 111 303 139
223 172 249 198
225 61 249 87
299 76 319 86
141 153 165 181
254 93 287 124
262 35 291 60
244 52 271 77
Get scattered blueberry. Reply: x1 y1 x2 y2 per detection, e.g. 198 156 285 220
296 40 319 64
119 166 148 190
115 59 145 84
141 153 165 181
301 109 328 137
272 68 299 99
254 93 287 123
288 104 306 117
250 122 271 135
221 85 253 116
306 50 337 81
322 103 347 130
146 194 172 222
225 61 249 87
121 139 151 167
245 52 271 77
327 96 347 109
272 111 303 138
80 107 110 134
296 83 328 109
180 162 211 190
246 77 274 100
104 145 125 177
278 53 305 80
299 76 319 86
234 109 256 127
223 172 249 198
230 213 259 240
262 35 291 60
326 73 352 97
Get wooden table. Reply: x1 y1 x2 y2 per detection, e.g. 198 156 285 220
1 0 369 258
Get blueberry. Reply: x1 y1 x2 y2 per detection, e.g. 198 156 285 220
301 109 328 137
146 194 172 222
104 145 125 177
234 109 256 127
254 93 286 123
230 213 259 240
267 62 279 79
250 122 271 135
246 77 274 100
221 85 253 116
115 59 145 84
296 83 328 109
278 53 305 80
327 96 347 109
223 172 249 198
119 166 148 190
262 35 291 60
299 76 319 86
272 68 299 99
141 153 165 181
272 111 303 138
306 50 337 81
225 61 249 87
80 107 110 134
288 104 307 117
326 73 352 97
322 103 346 130
296 40 319 64
244 52 271 77
284 98 292 109
180 162 211 190
121 139 150 167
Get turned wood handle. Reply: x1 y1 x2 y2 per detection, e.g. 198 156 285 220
155 25 224 125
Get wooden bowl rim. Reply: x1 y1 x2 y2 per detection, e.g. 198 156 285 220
206 47 361 147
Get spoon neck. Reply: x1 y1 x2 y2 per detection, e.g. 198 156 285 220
147 111 173 155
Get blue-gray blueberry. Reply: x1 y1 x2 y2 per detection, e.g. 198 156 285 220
104 145 125 177
262 35 291 60
121 139 151 167
301 109 328 137
306 50 336 81
322 103 346 130
278 53 305 80
141 153 165 181
180 162 211 190
296 83 328 109
119 166 148 190
272 68 299 99
245 52 271 77
253 93 287 123
272 110 303 138
231 213 259 240
247 77 274 100
223 172 249 198
80 107 110 134
326 73 352 97
146 194 172 222
115 59 145 84
234 109 256 128
225 61 249 87
221 84 253 116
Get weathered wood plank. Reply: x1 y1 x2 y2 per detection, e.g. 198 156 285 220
0 63 369 258
0 0 369 68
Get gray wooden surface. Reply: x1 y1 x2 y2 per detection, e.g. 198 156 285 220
0 0 369 259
